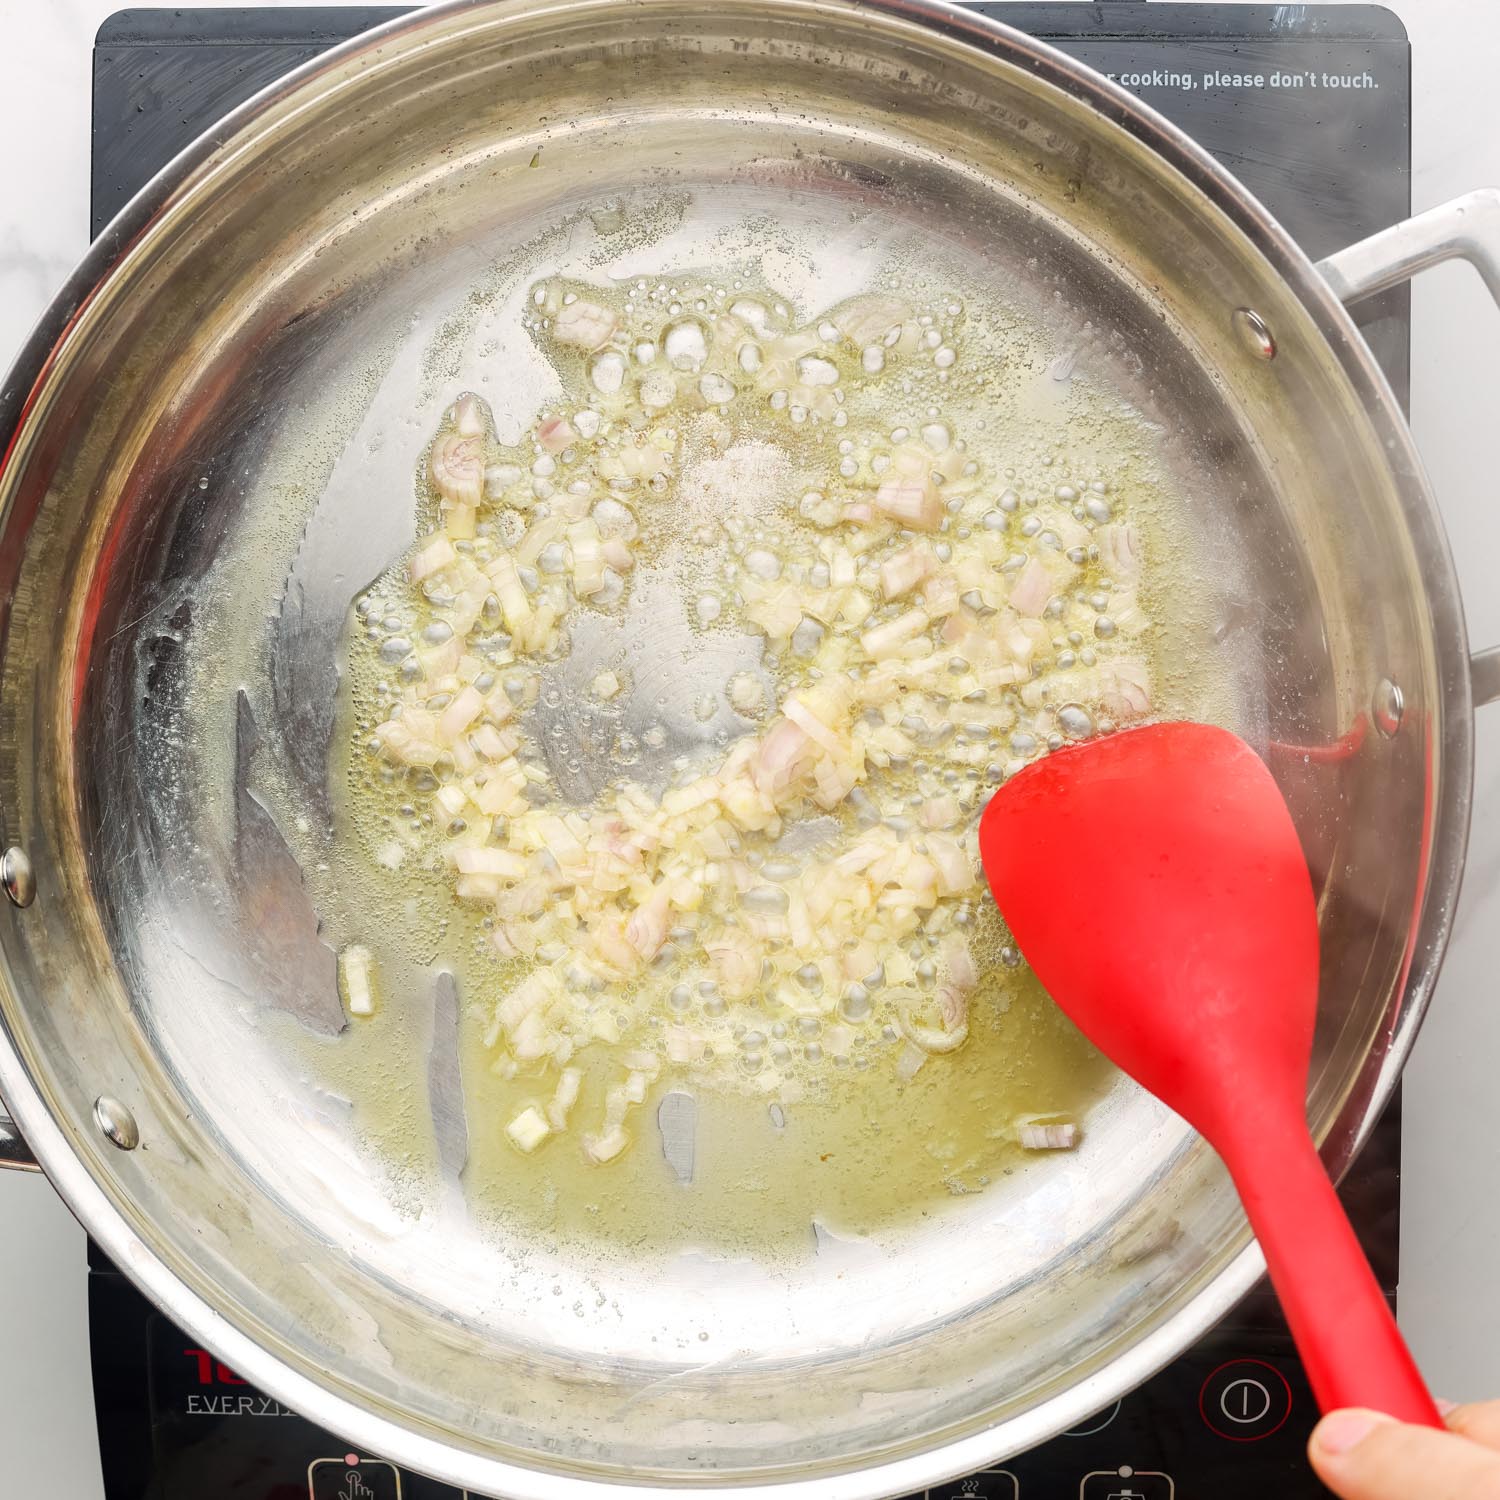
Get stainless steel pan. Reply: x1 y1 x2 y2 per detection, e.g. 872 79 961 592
0 2 1496 1495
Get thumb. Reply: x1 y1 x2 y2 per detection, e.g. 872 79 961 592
1310 1407 1500 1500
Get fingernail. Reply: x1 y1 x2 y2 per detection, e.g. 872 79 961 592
1437 1398 1460 1417
1313 1409 1392 1456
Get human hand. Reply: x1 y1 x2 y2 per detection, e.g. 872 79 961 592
1310 1402 1500 1498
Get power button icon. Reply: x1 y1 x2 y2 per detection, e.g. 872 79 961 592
1198 1359 1294 1442
1221 1377 1272 1424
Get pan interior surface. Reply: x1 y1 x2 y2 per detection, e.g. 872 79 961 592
0 1 1440 1490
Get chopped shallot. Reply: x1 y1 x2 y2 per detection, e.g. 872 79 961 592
625 887 672 960
507 1106 552 1153
754 718 811 794
339 945 376 1017
1009 556 1052 617
547 1068 582 1129
430 433 485 509
860 608 929 659
833 295 909 346
410 534 457 582
538 415 577 453
584 1126 629 1163
920 795 960 830
874 475 943 531
1102 522 1141 579
1018 1120 1079 1151
553 299 620 350
347 270 1159 1166
1100 657 1152 718
881 546 932 600
452 392 490 438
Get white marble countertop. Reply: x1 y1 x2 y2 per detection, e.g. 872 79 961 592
2 0 1500 1494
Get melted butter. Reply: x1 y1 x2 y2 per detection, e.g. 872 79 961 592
289 836 1112 1255
267 264 1230 1260
249 243 1240 1265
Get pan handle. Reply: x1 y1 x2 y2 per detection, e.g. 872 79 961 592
1316 187 1500 305
1316 188 1500 707
0 1108 37 1171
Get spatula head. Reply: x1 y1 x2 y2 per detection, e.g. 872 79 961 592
978 722 1320 1147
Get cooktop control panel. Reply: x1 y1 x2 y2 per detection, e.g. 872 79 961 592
92 1233 1324 1498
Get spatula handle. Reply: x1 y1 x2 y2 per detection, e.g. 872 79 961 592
1228 1120 1441 1426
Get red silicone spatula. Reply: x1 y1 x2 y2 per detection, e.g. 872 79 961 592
978 720 1439 1425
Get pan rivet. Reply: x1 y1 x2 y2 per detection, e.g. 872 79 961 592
94 1096 139 1151
1 847 35 908
1232 308 1276 360
1373 679 1404 737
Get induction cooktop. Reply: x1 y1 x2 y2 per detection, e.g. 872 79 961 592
87 8 1411 1497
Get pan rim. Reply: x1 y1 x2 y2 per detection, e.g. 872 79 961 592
0 1 1467 1495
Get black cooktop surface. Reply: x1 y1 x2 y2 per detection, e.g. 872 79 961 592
88 7 1411 1498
